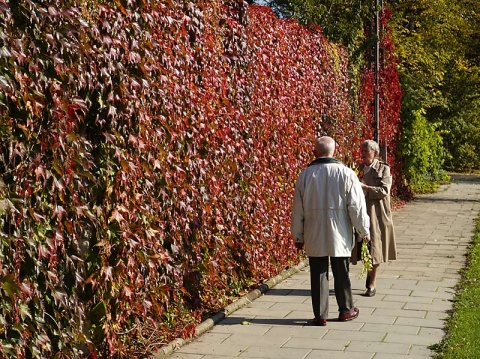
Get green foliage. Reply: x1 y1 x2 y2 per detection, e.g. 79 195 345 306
399 109 450 193
423 0 480 171
433 215 480 359
436 60 480 171
266 0 371 52
442 115 480 172
389 0 463 109
389 0 480 173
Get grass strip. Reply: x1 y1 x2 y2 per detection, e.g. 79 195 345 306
433 214 480 358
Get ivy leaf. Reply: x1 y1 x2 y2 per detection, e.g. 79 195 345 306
1 275 19 298
19 303 32 321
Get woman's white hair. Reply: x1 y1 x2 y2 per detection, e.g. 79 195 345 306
362 140 380 154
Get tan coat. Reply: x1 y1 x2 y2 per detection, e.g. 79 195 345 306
351 160 397 265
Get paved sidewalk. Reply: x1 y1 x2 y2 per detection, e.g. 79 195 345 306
163 174 480 359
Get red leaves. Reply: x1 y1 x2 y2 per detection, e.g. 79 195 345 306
0 0 406 358
359 5 405 197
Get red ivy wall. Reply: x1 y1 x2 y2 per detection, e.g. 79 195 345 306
0 1 401 357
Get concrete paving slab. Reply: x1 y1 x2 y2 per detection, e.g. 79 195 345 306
383 332 440 346
374 354 428 359
305 350 375 359
373 308 427 319
345 341 411 354
238 346 311 359
361 323 420 335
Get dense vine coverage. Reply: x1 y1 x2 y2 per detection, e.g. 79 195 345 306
0 1 403 357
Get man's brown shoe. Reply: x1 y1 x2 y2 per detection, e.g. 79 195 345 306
338 307 359 322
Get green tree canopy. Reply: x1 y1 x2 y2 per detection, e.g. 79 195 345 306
265 0 372 58
389 0 480 171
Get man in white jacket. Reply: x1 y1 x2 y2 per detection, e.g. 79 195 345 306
291 136 370 326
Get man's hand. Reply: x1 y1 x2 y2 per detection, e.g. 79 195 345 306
294 242 304 251
362 236 371 243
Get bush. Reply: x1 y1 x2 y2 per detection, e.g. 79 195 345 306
399 109 450 193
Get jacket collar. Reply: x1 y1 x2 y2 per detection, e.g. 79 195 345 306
308 157 343 167
360 159 381 172
371 159 381 170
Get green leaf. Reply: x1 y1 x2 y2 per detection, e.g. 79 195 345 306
19 303 32 321
1 275 19 298
90 301 107 324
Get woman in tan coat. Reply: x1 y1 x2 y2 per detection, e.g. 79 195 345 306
353 140 397 296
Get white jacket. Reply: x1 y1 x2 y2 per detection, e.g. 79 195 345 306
290 158 370 257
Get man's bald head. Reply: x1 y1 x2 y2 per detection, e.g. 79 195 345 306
314 136 336 158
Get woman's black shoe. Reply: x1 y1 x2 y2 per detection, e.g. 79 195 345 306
363 288 376 297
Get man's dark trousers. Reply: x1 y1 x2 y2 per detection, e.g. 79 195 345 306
309 256 354 319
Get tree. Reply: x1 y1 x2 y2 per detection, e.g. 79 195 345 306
265 0 372 55
433 0 480 170
389 0 480 172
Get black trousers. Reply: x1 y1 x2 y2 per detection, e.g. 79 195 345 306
309 256 354 319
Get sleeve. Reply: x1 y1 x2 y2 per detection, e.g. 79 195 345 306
290 171 305 243
346 172 370 238
366 164 391 200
